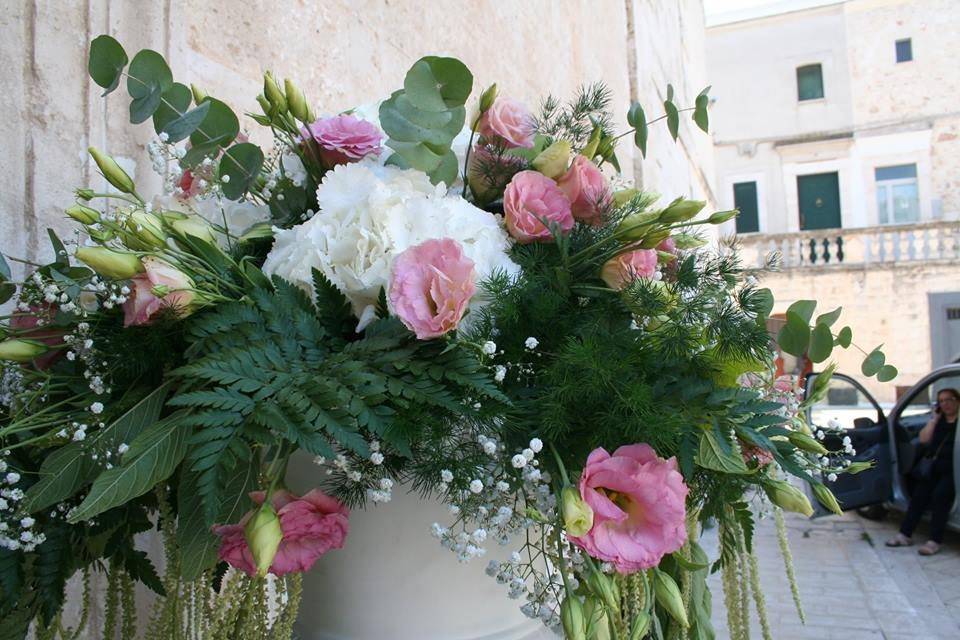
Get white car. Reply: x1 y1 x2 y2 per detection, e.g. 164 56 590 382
803 363 960 527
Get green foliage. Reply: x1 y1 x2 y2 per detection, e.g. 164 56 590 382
218 142 264 200
693 86 711 133
33 520 76 625
68 411 190 522
0 253 15 308
87 35 128 95
127 49 173 124
627 102 648 156
170 276 501 518
537 84 613 153
861 346 886 377
381 57 473 186
24 383 171 513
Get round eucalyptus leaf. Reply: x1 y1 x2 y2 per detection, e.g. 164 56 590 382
777 311 810 357
430 149 459 188
127 49 173 124
152 83 191 135
189 98 240 151
808 323 834 363
403 57 473 112
218 143 264 201
88 35 128 95
379 92 464 145
861 347 886 377
877 365 898 383
386 140 445 173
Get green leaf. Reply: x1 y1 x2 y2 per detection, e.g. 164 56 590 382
403 57 473 112
693 93 709 133
24 384 171 513
666 83 675 102
836 325 852 348
0 253 14 305
189 98 239 153
664 100 679 140
47 229 68 267
628 102 648 157
126 49 173 124
861 346 886 377
379 92 465 146
178 457 256 580
386 140 445 173
695 430 749 474
816 306 842 327
877 364 898 382
218 143 264 200
88 35 128 95
431 149 459 187
808 323 834 363
68 411 190 522
0 253 10 280
786 299 817 323
777 311 811 357
151 82 191 136
755 287 774 321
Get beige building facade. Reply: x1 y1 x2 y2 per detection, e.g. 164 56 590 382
707 0 960 402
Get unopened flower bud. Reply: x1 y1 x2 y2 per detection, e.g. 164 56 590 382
616 210 661 241
0 339 48 363
708 209 739 225
561 486 594 537
284 78 311 123
638 228 672 249
244 502 283 578
653 568 689 628
812 482 843 515
65 204 100 225
190 83 208 105
671 232 708 249
169 216 215 244
479 83 498 113
762 479 813 517
659 197 705 223
560 595 587 640
75 247 144 280
628 611 652 640
88 147 136 195
612 189 640 208
787 431 828 455
531 140 571 180
124 211 166 250
586 570 620 615
75 188 95 201
256 94 272 116
846 461 873 474
263 71 287 113
581 125 602 160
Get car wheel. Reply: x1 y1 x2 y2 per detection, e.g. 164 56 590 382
857 504 889 521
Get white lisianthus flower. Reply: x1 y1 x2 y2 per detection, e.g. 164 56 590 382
263 160 519 331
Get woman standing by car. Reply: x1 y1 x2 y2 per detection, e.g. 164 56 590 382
886 388 959 555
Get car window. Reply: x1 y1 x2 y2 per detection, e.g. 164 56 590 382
898 372 960 431
808 375 882 431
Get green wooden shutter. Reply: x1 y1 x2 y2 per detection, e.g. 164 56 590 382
733 181 759 234
797 64 824 101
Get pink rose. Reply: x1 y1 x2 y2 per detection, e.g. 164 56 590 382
122 258 196 327
478 97 535 149
569 444 688 573
503 171 575 244
212 488 349 577
389 238 476 340
10 304 64 370
301 114 383 167
556 155 611 225
600 249 658 289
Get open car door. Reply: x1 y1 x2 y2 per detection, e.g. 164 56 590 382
803 372 893 514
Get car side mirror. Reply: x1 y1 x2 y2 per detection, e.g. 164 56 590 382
853 417 875 429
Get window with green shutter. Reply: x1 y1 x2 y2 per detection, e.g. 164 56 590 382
797 64 824 101
733 181 759 234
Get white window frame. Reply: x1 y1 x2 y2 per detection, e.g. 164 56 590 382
875 169 920 226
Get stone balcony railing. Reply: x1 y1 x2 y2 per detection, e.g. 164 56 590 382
735 220 960 270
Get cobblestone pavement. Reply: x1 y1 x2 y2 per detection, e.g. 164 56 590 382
702 508 960 639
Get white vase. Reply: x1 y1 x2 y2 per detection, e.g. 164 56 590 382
286 452 556 640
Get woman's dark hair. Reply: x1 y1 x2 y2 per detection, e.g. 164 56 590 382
937 388 960 403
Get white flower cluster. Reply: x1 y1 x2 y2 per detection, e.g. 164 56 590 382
263 160 520 331
314 440 395 504
63 322 111 397
0 364 25 408
0 461 45 552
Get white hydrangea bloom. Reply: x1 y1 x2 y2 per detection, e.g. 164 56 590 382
263 160 519 331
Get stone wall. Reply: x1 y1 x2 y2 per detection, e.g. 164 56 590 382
0 0 715 284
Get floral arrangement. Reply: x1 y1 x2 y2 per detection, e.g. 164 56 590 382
0 35 894 640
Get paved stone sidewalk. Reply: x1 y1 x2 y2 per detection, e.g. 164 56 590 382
702 508 960 639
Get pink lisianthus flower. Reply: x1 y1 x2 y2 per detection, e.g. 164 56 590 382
600 249 658 290
9 304 64 370
503 171 574 244
212 488 349 577
478 97 535 149
122 257 196 327
556 155 611 225
389 238 476 340
657 236 677 255
569 444 689 573
300 114 383 167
